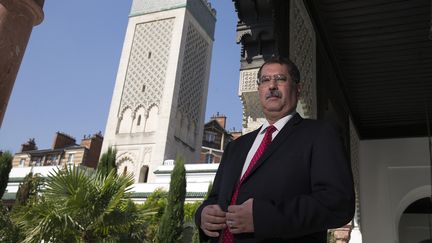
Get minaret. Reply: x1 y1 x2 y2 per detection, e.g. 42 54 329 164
0 0 44 128
102 0 216 183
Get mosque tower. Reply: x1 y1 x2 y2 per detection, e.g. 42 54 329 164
102 0 216 183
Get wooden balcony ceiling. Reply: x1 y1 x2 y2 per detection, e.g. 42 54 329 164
308 0 432 139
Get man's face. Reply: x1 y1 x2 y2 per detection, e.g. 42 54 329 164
258 63 300 123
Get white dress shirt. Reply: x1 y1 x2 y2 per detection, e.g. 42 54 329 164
240 112 296 178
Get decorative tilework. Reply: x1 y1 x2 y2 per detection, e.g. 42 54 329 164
239 69 258 93
239 68 263 132
119 18 175 118
176 22 209 145
290 0 316 119
130 0 216 39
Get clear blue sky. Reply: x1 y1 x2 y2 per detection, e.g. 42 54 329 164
0 0 243 153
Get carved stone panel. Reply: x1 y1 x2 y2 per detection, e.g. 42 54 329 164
239 69 258 93
350 117 361 227
176 22 209 147
290 0 316 119
239 68 265 133
177 23 209 126
119 18 175 118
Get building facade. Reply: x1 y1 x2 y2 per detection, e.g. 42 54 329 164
199 113 241 164
102 0 216 183
12 131 103 169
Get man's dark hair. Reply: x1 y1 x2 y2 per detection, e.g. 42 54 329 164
257 56 300 84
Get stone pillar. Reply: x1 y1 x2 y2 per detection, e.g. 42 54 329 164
234 0 275 133
0 0 44 128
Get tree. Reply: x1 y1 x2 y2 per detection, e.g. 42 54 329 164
4 172 45 243
14 172 44 206
183 201 201 243
0 152 23 242
0 204 22 243
156 157 186 243
97 147 117 177
140 188 168 242
0 151 13 199
13 166 152 243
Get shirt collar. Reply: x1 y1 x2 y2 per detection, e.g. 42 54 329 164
260 111 297 134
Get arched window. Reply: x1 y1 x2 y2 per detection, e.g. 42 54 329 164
137 115 141 126
145 106 159 132
123 166 128 176
139 165 149 183
400 197 432 242
132 107 145 133
118 108 133 134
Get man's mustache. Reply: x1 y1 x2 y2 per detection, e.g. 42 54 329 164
265 90 282 99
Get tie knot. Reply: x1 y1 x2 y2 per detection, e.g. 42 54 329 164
266 125 276 135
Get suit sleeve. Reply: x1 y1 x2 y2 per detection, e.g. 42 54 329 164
194 141 232 242
253 122 355 239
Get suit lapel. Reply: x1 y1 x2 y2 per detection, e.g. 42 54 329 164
243 114 303 182
224 129 260 202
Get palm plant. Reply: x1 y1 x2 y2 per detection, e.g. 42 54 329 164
13 166 152 243
97 147 117 178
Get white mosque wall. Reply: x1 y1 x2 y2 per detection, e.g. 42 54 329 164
359 137 430 243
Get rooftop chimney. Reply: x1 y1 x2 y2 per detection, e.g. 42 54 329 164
52 132 76 149
80 132 103 169
21 138 37 152
212 112 227 129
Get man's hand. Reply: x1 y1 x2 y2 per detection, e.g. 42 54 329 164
226 198 254 234
200 204 227 237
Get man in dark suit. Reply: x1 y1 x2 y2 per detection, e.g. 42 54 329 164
195 56 355 242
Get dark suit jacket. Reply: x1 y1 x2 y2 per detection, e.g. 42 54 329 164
195 114 355 243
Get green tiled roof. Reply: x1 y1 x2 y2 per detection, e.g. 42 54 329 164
154 169 217 174
2 192 16 200
7 177 24 183
2 191 206 201
131 191 206 198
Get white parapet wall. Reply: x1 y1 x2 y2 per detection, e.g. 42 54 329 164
132 163 218 203
4 163 219 203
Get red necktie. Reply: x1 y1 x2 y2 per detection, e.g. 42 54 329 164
222 125 277 243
